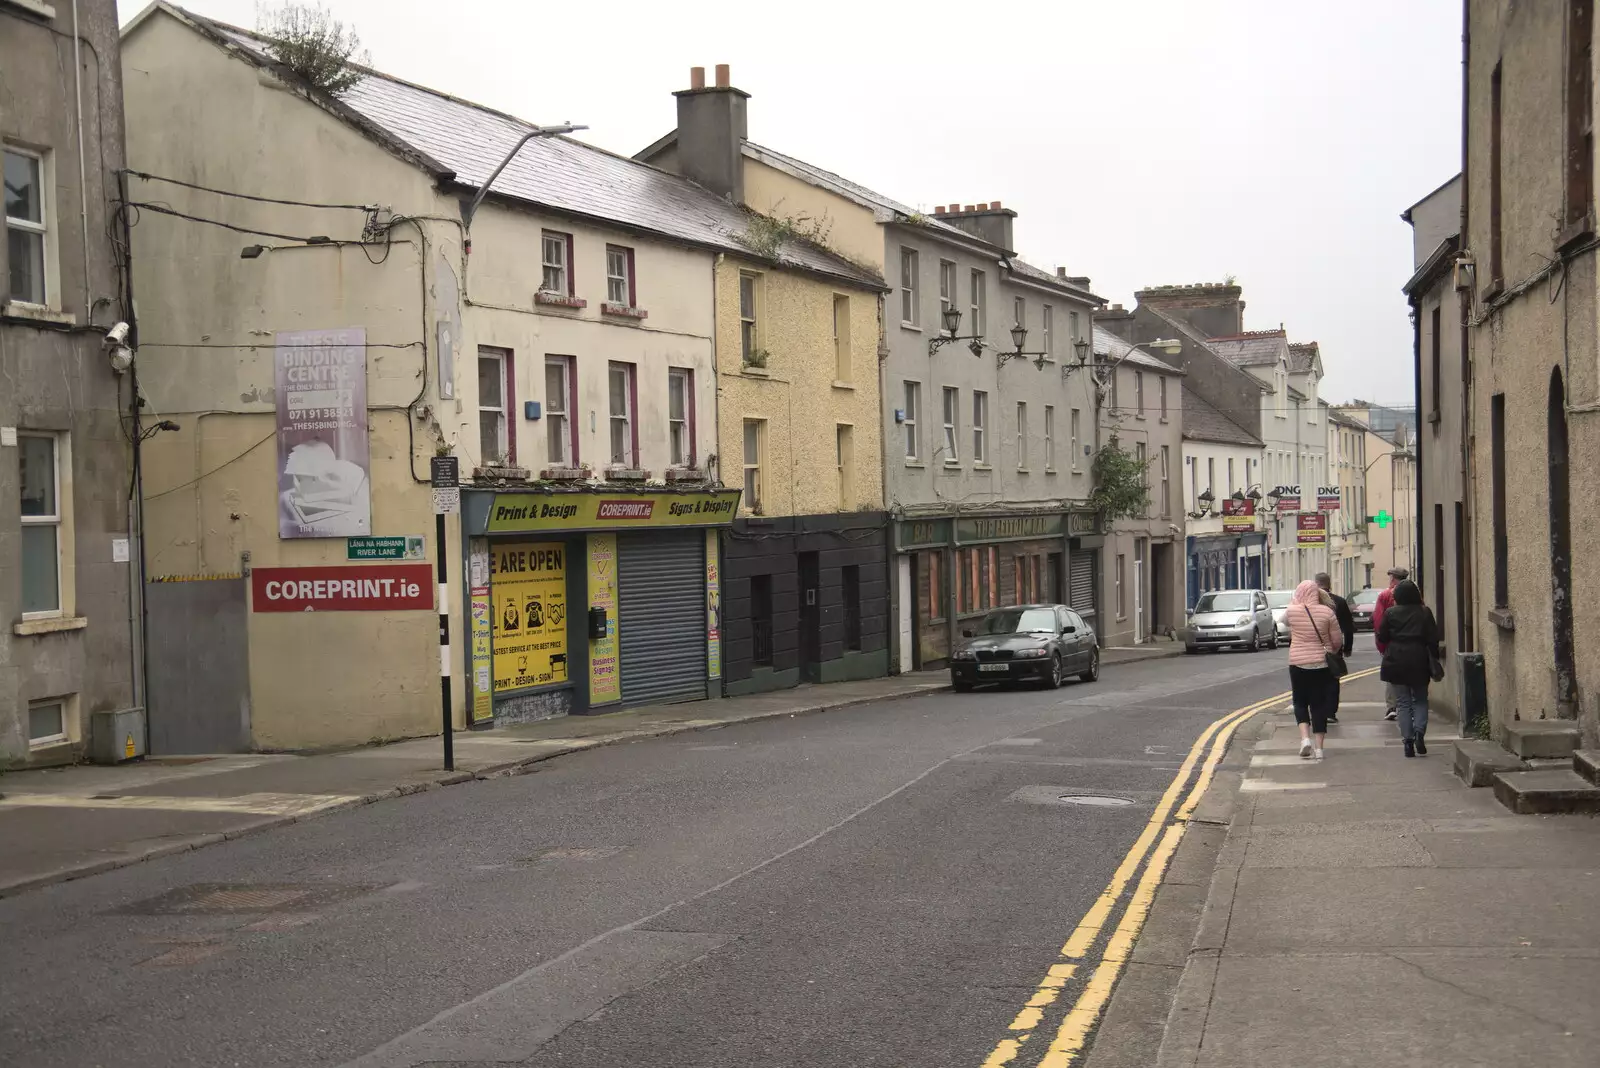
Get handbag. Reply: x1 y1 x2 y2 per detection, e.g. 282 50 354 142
1305 605 1348 679
1428 646 1446 683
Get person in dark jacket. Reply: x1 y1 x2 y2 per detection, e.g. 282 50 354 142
1376 580 1443 757
1315 573 1355 723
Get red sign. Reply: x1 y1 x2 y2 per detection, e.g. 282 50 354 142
1296 514 1328 547
1317 485 1341 510
251 564 435 612
595 499 654 520
1221 498 1256 533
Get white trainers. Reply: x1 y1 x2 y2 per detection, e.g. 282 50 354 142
1299 739 1315 759
1385 710 1398 721
1313 748 1325 762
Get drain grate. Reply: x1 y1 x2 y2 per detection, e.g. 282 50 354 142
1058 794 1135 807
119 882 375 915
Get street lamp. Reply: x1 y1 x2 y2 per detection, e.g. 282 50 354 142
928 304 987 358
462 122 589 235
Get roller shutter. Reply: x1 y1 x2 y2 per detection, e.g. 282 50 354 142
1069 550 1098 621
618 532 707 706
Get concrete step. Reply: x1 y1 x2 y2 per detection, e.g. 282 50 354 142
1574 749 1600 786
1491 768 1600 814
1453 739 1529 787
1503 720 1584 759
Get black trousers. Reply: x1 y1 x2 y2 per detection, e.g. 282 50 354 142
1289 665 1334 733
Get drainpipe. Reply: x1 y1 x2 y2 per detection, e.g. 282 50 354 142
1459 0 1477 651
71 0 90 314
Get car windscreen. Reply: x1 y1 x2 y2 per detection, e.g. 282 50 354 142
1195 592 1252 613
1350 589 1381 606
978 608 1057 635
1264 591 1294 609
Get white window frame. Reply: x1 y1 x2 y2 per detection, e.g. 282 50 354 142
1017 398 1030 470
739 271 760 363
970 269 986 340
743 418 764 513
608 361 636 467
28 697 67 749
668 366 692 467
605 243 633 306
477 349 508 467
541 230 572 296
1161 445 1171 518
1043 304 1053 357
939 260 957 334
942 385 960 464
904 380 921 461
5 146 50 308
1044 404 1056 471
900 247 918 326
1069 310 1081 353
19 430 62 618
973 390 989 464
1070 408 1081 471
544 355 574 467
833 294 851 381
1134 371 1145 416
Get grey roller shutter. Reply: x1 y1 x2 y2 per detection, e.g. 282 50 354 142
618 532 707 706
1069 550 1098 621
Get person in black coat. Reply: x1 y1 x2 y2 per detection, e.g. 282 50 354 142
1376 580 1443 758
1315 573 1356 722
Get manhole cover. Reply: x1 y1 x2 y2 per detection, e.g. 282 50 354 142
1058 795 1135 807
119 882 375 915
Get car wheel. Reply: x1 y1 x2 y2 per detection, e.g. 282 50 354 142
1080 648 1100 683
1269 630 1280 650
1250 629 1262 652
1046 653 1064 689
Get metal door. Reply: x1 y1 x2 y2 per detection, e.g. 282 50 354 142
1068 550 1097 623
146 575 250 753
618 533 707 706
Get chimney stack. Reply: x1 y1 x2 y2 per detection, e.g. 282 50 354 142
931 201 1018 254
673 63 750 203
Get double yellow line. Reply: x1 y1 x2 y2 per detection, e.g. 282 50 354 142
981 670 1378 1068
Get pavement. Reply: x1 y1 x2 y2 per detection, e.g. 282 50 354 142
1098 668 1600 1068
0 641 1183 901
0 638 1238 1068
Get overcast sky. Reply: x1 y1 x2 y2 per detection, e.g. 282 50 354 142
120 0 1461 407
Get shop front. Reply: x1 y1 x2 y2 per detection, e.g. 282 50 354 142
892 508 1098 670
1185 531 1268 607
461 486 739 723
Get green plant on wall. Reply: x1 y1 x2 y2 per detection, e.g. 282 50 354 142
1088 436 1152 522
736 206 834 261
743 348 770 369
258 2 370 94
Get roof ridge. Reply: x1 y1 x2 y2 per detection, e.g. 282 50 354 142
1209 329 1285 341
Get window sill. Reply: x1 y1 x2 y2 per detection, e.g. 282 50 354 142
2 0 56 19
905 460 926 469
535 291 588 310
1557 219 1594 255
831 379 855 390
899 322 922 333
973 463 993 472
1017 467 1030 475
2 301 75 326
14 615 87 637
1159 417 1170 424
601 302 648 320
740 365 770 378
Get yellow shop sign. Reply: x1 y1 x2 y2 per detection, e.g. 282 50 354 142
487 489 741 533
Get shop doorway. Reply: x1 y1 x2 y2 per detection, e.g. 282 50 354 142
618 532 707 706
799 551 821 682
1549 369 1576 717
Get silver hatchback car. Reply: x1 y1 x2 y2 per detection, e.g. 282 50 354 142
1182 589 1277 654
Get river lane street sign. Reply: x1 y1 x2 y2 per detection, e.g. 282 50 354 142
347 535 425 561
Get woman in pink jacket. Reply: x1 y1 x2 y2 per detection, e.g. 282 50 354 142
1285 580 1343 760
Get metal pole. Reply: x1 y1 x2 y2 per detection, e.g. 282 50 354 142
461 124 586 232
437 509 453 771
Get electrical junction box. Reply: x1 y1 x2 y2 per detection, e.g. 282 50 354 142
524 400 542 420
89 706 146 765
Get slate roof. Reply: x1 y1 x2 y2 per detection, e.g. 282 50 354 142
1207 330 1289 369
740 140 1101 303
154 5 883 290
1092 326 1184 373
1182 388 1263 447
1287 341 1320 373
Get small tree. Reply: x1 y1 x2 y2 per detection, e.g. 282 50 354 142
1088 436 1152 523
257 3 370 95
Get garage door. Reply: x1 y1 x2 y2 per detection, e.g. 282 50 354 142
618 532 707 706
1069 550 1098 622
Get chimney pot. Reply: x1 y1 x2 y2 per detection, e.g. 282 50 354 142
715 64 730 88
964 204 976 212
1057 267 1066 278
1112 303 1124 311
690 66 705 90
977 202 989 211
934 205 945 214
989 199 1002 209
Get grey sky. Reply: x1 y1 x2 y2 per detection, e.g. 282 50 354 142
119 0 1461 408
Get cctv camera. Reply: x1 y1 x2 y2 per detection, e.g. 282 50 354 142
105 321 129 346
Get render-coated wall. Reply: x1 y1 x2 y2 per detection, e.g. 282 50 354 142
742 157 884 272
1 0 132 767
716 257 883 517
882 228 1099 516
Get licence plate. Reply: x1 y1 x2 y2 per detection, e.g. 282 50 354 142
978 663 1010 672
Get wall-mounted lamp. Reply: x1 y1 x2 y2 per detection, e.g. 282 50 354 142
927 305 987 358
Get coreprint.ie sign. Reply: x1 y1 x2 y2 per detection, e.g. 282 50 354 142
251 564 434 612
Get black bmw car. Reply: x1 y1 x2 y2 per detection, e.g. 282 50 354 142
949 604 1100 692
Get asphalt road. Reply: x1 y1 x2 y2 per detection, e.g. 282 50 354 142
0 644 1348 1068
